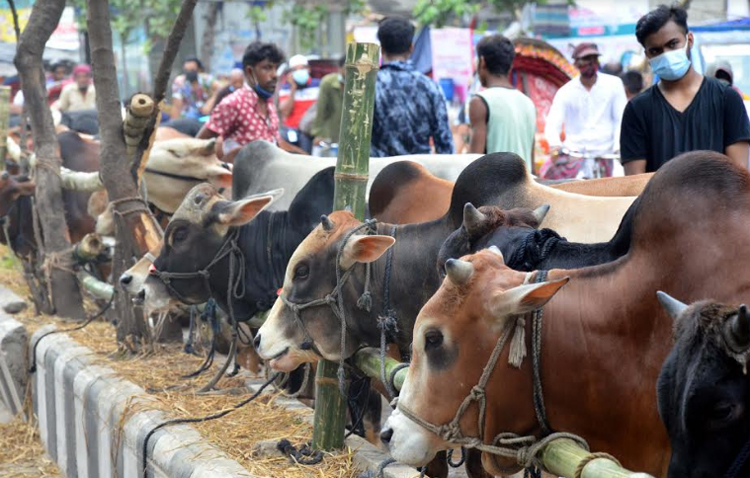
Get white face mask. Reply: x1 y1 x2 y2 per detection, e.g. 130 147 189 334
649 38 692 81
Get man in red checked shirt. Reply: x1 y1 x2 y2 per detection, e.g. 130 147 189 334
198 41 305 158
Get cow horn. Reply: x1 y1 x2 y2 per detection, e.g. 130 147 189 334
321 214 334 231
463 203 486 235
487 245 504 262
532 204 550 225
656 291 689 320
728 304 750 351
445 258 474 285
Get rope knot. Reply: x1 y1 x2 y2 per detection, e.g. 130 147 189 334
357 290 372 312
469 385 485 400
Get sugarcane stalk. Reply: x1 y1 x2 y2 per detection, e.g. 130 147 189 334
0 86 10 169
540 439 655 478
353 347 406 390
312 41 379 452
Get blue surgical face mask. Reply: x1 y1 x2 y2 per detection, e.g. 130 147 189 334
292 69 310 86
250 72 274 100
649 39 692 81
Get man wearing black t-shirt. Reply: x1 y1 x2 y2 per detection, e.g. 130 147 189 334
621 5 750 174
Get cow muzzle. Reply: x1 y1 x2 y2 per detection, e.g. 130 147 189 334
256 300 319 372
381 408 443 467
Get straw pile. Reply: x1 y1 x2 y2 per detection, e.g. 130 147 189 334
0 416 61 477
0 244 364 478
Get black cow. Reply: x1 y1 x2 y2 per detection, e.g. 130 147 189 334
656 292 750 478
435 199 637 275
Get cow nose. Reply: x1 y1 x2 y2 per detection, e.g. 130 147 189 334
253 333 261 350
380 427 393 445
120 274 132 286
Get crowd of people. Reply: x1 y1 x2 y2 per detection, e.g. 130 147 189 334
7 4 747 179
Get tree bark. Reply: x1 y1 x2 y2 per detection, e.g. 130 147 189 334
86 0 160 350
87 0 200 351
199 1 221 73
14 0 85 319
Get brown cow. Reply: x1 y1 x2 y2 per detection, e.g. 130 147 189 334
381 151 750 477
369 160 639 237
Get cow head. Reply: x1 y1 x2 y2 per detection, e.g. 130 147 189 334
147 183 280 306
119 242 176 314
148 138 233 190
0 172 35 218
656 292 750 478
437 203 549 278
381 249 568 472
255 211 395 372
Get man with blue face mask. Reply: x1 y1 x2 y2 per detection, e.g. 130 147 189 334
620 4 750 174
279 55 320 153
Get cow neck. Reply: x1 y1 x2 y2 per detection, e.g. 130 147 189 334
234 210 293 314
343 216 453 356
483 258 676 473
503 228 620 272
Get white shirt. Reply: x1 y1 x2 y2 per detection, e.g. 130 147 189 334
544 72 627 156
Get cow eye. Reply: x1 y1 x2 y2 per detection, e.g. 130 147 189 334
172 227 188 244
424 329 443 350
707 402 740 428
294 264 309 280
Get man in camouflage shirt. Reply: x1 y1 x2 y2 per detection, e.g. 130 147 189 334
371 17 454 157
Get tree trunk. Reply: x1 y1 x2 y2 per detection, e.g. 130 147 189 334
119 34 130 100
14 0 85 320
86 0 159 350
87 0 199 351
199 1 221 72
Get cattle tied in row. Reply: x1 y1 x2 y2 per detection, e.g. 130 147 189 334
381 151 750 477
255 152 638 372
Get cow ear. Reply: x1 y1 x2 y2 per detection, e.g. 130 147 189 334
340 235 396 269
207 170 233 190
216 189 283 226
488 277 569 327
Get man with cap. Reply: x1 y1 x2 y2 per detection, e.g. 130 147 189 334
544 42 627 161
278 54 320 153
58 64 96 112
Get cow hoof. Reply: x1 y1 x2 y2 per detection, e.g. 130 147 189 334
3 301 27 314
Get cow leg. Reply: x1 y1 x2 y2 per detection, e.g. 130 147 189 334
465 449 492 478
422 451 448 478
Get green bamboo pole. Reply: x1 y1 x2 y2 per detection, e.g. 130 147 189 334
77 271 115 301
354 347 407 391
0 86 10 169
312 41 380 451
540 439 655 478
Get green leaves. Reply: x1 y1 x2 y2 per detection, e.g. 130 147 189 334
72 0 184 48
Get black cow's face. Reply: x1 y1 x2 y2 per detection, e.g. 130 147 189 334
436 203 545 278
256 211 395 372
148 183 279 306
657 296 750 478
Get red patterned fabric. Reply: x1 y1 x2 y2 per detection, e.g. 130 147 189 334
205 85 280 146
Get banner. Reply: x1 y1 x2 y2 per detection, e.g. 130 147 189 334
430 27 473 103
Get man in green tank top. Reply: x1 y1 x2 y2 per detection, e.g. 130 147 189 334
469 34 537 172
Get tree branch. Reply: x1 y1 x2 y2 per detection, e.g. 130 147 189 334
7 0 21 43
152 0 199 105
